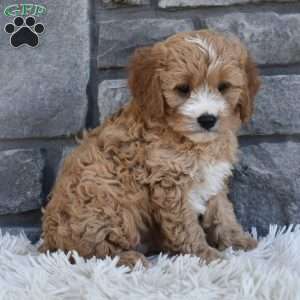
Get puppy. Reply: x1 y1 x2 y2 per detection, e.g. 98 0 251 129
40 30 260 268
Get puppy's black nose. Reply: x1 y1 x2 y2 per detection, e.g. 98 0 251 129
197 114 217 130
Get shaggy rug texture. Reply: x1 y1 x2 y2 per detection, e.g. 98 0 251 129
0 226 300 300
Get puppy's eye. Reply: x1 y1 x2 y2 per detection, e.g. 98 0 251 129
218 82 231 94
175 84 191 96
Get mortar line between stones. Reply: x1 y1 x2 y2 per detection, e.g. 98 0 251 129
239 134 300 145
86 0 100 129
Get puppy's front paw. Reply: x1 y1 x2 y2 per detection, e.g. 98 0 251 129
237 235 257 251
218 231 257 251
197 247 222 264
116 250 150 269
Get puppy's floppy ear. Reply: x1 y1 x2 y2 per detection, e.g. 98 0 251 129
239 52 261 123
128 44 166 121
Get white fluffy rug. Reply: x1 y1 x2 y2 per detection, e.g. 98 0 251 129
1 226 300 300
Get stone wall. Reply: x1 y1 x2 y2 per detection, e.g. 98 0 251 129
0 0 299 241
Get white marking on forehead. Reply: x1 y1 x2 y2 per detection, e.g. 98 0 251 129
179 85 227 118
185 36 223 70
186 37 217 62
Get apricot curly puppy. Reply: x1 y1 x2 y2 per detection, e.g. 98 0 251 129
40 30 260 267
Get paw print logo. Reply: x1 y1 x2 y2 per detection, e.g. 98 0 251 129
4 16 45 48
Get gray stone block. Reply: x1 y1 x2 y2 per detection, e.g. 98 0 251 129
0 149 44 215
98 80 130 123
0 0 89 138
241 75 300 135
159 0 296 8
230 141 300 235
205 13 300 65
98 18 194 68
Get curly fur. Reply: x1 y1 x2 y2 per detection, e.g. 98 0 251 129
40 30 260 267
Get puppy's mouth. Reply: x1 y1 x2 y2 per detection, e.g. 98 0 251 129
181 125 219 141
187 128 219 136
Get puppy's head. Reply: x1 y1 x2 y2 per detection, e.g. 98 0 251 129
128 30 260 143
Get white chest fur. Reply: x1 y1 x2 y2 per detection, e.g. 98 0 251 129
188 161 232 215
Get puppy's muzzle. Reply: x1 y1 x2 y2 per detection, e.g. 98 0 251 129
197 114 217 130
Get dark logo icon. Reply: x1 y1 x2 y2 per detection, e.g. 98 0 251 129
4 16 45 48
3 4 46 48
